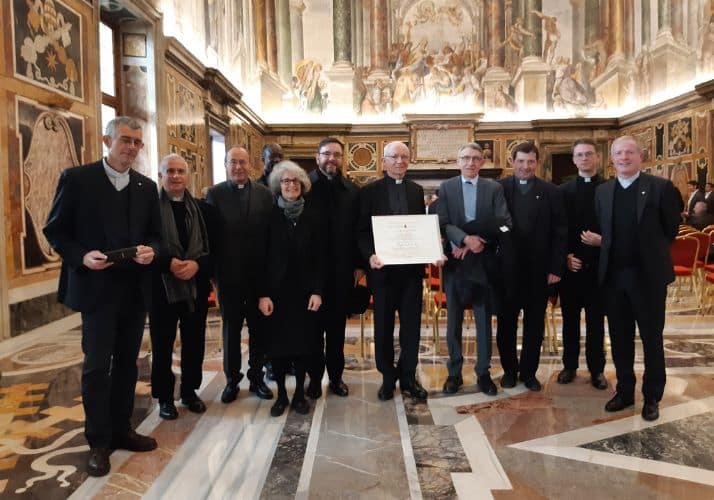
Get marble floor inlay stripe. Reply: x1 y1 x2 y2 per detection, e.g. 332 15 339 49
395 393 423 500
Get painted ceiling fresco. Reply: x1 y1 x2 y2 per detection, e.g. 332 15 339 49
163 0 714 122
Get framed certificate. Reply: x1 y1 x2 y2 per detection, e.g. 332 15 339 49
372 214 442 265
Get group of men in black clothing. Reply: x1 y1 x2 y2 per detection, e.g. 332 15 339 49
44 116 679 478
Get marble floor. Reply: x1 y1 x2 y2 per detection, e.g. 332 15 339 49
2 290 714 499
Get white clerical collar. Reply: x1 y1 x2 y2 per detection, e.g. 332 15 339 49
461 175 478 184
617 171 640 188
170 195 184 202
395 179 403 185
103 158 130 191
518 179 529 185
579 173 595 183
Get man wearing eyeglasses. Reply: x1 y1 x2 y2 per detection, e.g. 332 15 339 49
556 139 607 390
207 146 274 404
44 116 162 476
358 141 430 401
437 143 511 396
304 138 363 399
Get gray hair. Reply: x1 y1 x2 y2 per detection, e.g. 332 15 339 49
268 160 311 195
105 116 142 138
611 135 641 155
159 153 188 174
457 142 484 156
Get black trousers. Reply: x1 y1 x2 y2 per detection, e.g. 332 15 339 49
273 355 308 399
217 286 266 385
603 268 667 402
559 270 605 375
80 281 146 448
496 272 547 378
309 300 347 384
370 270 423 388
149 290 209 402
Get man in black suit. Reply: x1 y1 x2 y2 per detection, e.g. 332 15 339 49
596 135 680 421
150 154 214 420
358 141 431 401
497 142 567 391
44 117 161 477
305 137 362 398
705 182 714 213
207 146 274 403
684 180 705 216
557 139 607 390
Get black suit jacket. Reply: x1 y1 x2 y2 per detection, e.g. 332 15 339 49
499 176 567 280
43 161 162 312
687 189 706 214
358 176 425 283
559 176 603 271
206 180 273 294
595 173 680 287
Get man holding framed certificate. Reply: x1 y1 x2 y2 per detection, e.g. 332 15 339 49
358 141 443 402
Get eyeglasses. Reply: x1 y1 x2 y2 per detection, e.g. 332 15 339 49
384 155 410 162
574 151 596 158
280 178 301 185
319 151 343 160
118 136 144 148
458 155 484 163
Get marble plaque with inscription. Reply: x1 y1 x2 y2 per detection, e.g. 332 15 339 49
414 128 471 164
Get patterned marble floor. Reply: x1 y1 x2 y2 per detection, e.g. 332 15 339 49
2 296 714 499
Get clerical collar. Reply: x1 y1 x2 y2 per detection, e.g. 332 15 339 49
320 168 337 181
517 178 532 185
103 158 130 191
386 175 404 185
617 171 640 189
579 173 596 183
231 180 248 190
170 195 184 202
461 175 478 184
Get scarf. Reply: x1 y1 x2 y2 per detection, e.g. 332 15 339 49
277 195 305 222
159 188 210 310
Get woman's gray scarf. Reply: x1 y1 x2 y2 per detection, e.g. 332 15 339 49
159 188 210 310
277 195 305 222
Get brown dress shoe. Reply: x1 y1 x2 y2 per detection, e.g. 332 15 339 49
87 447 111 477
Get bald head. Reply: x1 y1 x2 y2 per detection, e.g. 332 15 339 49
382 141 410 180
610 135 643 179
225 146 252 185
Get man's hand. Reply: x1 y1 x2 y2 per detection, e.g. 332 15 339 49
433 254 448 267
580 230 602 247
82 250 113 270
173 259 199 280
259 297 274 316
452 246 468 260
369 254 384 269
307 294 322 311
353 268 366 285
463 235 486 254
566 253 583 272
133 245 155 265
547 273 561 285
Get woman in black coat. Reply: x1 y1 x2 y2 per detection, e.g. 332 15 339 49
258 160 326 417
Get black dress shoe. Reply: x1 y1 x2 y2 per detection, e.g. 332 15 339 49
291 396 310 414
328 380 349 397
270 397 289 417
519 375 542 392
642 400 660 421
87 447 111 477
305 381 323 399
181 394 207 413
249 380 274 400
478 374 498 396
590 373 608 390
158 401 178 420
605 393 635 412
442 375 463 394
377 384 394 401
557 368 576 384
111 430 157 452
401 380 428 401
221 383 239 403
500 372 517 388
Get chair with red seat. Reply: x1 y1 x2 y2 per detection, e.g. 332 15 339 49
670 235 700 301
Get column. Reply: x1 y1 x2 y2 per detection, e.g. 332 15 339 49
255 0 267 67
370 0 389 78
671 0 684 42
658 0 671 33
571 0 585 63
649 0 695 97
523 0 542 58
624 0 634 57
325 0 355 112
352 0 362 67
642 0 651 46
607 0 625 62
487 0 504 67
333 0 352 65
289 0 305 69
276 0 292 84
483 0 512 112
266 0 278 73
